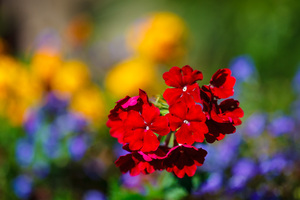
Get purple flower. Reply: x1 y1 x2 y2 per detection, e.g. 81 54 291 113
200 134 241 172
229 158 257 189
55 113 88 135
83 190 106 200
12 175 33 199
42 93 68 116
244 112 267 138
230 55 256 83
16 138 34 167
23 110 43 136
69 135 89 161
198 172 223 194
259 154 288 175
268 115 295 136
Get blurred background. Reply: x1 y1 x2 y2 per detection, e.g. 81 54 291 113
0 0 300 199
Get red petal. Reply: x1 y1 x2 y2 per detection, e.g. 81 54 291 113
142 104 160 124
169 101 187 120
182 65 203 85
163 88 183 105
140 130 160 152
125 111 145 130
166 113 183 131
163 66 183 87
175 124 194 145
150 116 170 136
186 104 206 122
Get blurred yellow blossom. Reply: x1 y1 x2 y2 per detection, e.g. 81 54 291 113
127 12 187 63
0 55 42 125
51 60 90 95
31 51 62 86
105 57 163 99
70 85 105 125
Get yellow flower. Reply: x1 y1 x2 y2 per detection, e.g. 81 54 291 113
0 55 42 125
31 51 62 85
127 12 187 63
70 85 105 125
51 60 90 95
105 57 163 99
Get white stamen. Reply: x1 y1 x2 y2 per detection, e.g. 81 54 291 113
182 86 187 92
183 120 189 124
145 126 150 130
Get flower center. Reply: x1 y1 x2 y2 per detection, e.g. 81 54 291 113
182 86 187 92
183 120 189 124
145 126 150 130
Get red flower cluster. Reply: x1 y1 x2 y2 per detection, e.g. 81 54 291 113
107 65 243 178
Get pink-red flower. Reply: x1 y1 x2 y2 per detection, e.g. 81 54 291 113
167 101 208 145
209 68 236 99
163 145 207 178
163 65 202 106
123 100 170 152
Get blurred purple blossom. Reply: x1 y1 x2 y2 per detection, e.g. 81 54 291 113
23 110 43 136
55 113 88 135
33 160 50 178
12 175 33 199
83 190 106 200
267 115 295 136
42 93 68 116
69 135 89 161
230 55 256 83
244 112 267 138
197 172 223 194
16 138 34 167
259 154 288 175
229 158 257 189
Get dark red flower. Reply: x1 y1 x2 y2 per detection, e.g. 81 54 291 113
210 68 236 99
115 152 155 176
115 145 170 175
167 101 208 145
200 86 243 143
124 102 170 152
163 145 207 178
163 65 203 106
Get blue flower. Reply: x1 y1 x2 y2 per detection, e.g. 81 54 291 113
69 135 89 161
230 55 256 83
199 172 223 194
229 158 257 189
16 138 34 167
83 190 106 200
12 175 33 199
244 112 267 138
268 115 295 136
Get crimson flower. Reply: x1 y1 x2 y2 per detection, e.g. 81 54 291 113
124 103 170 152
200 85 243 143
107 89 151 144
163 65 203 106
210 68 236 99
167 101 208 145
163 145 207 178
115 145 170 176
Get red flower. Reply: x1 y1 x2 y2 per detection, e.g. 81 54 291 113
115 152 155 176
210 68 236 99
163 145 207 178
200 86 243 143
107 89 151 144
124 101 170 152
163 65 203 106
167 101 208 145
115 145 170 175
